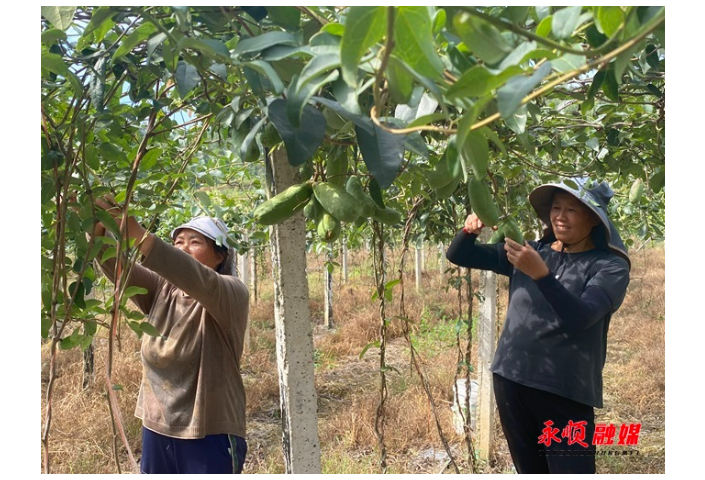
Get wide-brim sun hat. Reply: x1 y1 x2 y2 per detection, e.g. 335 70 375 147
529 178 630 269
170 216 231 248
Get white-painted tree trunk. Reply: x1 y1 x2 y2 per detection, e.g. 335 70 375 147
266 148 321 473
250 247 257 304
421 242 426 271
438 242 445 278
415 241 422 292
324 254 333 329
477 232 496 461
341 237 348 284
239 233 251 352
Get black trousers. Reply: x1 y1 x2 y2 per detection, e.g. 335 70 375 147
493 374 596 474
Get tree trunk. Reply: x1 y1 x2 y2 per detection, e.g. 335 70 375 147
415 241 422 292
477 231 496 461
82 342 95 390
266 148 321 474
324 251 333 329
239 233 251 352
250 247 257 304
82 276 96 390
421 241 426 272
438 242 445 279
341 237 348 284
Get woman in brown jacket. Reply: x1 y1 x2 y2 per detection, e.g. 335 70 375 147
94 199 249 474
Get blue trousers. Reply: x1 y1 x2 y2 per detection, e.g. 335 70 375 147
141 427 248 474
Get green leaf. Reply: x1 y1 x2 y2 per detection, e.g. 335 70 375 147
310 31 342 52
356 123 405 190
497 61 552 118
407 113 447 128
178 37 229 62
332 79 363 115
233 31 299 57
551 6 582 40
69 281 86 309
595 6 624 37
535 6 551 21
124 286 148 298
313 97 373 133
536 16 553 37
649 169 665 193
141 148 162 170
194 190 211 207
479 126 506 155
241 6 267 22
322 22 345 36
502 6 529 24
239 117 264 162
369 179 385 208
101 247 117 263
287 70 340 127
243 60 285 95
586 71 605 100
99 142 127 165
614 45 638 84
268 98 326 166
297 54 341 90
503 103 527 135
646 84 663 98
41 29 67 46
585 24 608 48
387 56 446 114
266 6 301 30
139 321 162 337
112 23 158 60
551 52 586 74
359 340 380 359
386 59 414 104
580 97 594 115
340 6 388 86
497 41 539 71
404 131 429 159
455 96 492 155
393 7 444 80
242 66 264 97
83 6 114 38
41 51 70 77
453 11 513 65
261 45 312 62
425 136 460 189
460 130 489 178
446 65 522 99
41 6 76 31
602 69 619 102
395 93 438 124
175 61 201 98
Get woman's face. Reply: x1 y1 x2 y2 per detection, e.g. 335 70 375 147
550 191 600 246
173 228 224 270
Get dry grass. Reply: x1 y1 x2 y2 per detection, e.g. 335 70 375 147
40 244 665 474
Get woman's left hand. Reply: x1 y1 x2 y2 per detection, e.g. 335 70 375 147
504 238 550 280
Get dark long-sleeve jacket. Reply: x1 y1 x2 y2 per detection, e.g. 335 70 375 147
446 230 629 407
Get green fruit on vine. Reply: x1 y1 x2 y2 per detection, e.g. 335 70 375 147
372 206 402 225
345 176 376 218
326 148 348 187
629 179 644 204
313 182 361 223
467 177 500 227
261 122 281 148
317 211 341 242
253 183 313 225
500 217 524 244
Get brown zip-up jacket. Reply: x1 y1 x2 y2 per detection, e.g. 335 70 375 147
100 236 249 439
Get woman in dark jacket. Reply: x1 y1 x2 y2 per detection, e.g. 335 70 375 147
446 178 630 474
